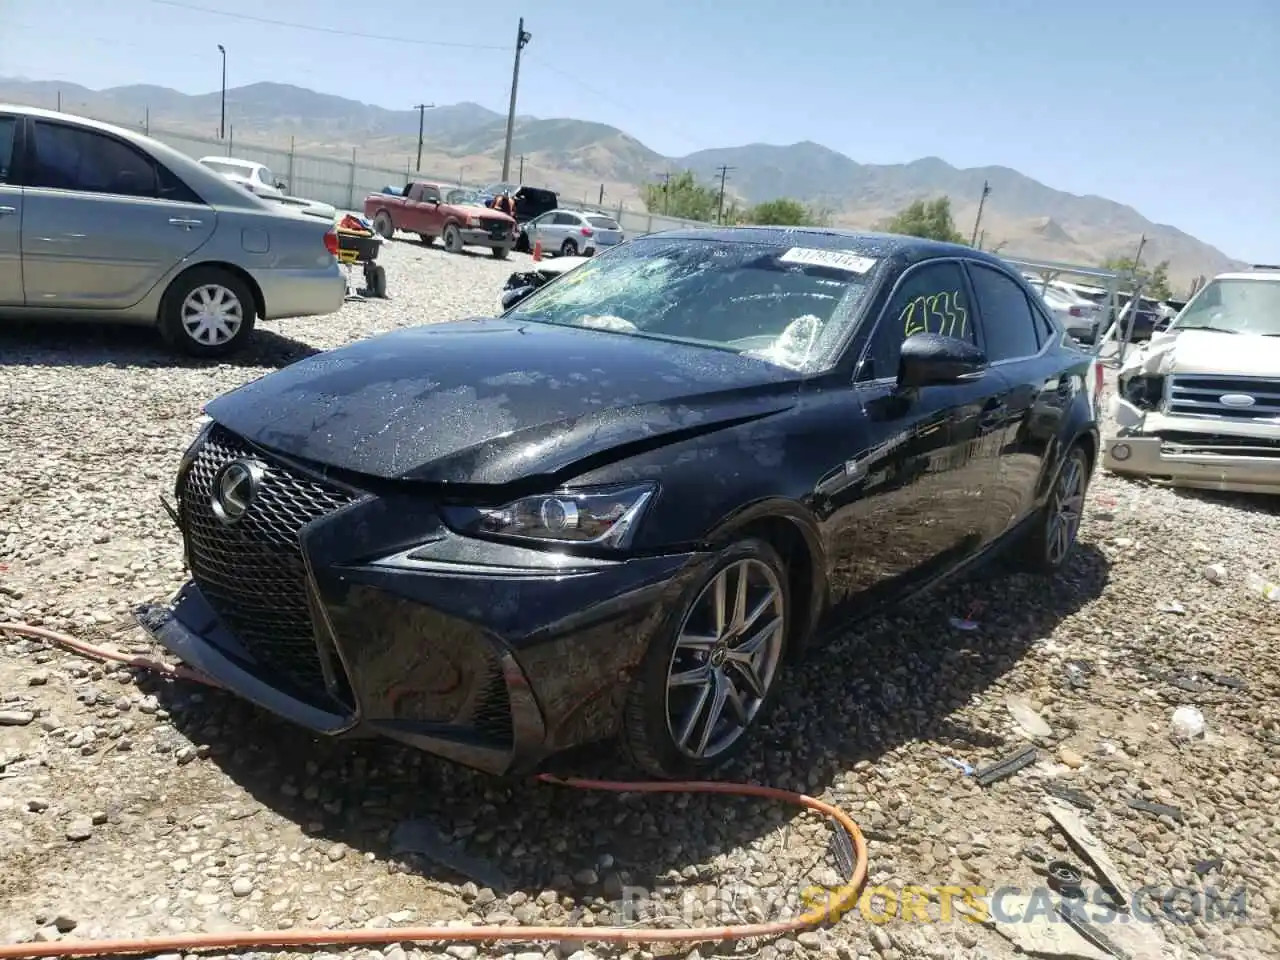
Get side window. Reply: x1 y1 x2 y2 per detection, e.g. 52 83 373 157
0 117 15 183
859 261 975 382
967 263 1043 361
30 121 159 198
555 212 578 226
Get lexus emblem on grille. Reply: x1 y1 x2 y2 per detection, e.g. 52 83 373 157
212 459 265 524
1219 393 1256 408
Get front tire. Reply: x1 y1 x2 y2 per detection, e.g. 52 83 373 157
1021 443 1090 574
491 246 510 260
443 224 463 254
158 267 257 358
621 538 790 779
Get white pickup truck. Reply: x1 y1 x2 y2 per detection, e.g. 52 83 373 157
1103 268 1280 494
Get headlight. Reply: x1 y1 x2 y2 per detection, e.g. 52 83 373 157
440 483 656 549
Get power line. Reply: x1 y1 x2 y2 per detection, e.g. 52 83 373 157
148 0 508 49
522 53 709 153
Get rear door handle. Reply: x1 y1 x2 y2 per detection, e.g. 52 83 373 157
169 217 204 229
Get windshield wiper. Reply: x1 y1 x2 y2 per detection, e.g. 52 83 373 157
1177 325 1239 334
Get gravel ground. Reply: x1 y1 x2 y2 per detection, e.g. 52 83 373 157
2 242 1279 960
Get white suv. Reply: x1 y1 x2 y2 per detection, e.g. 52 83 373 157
1104 268 1280 494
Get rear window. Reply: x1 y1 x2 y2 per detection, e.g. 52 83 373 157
587 216 620 230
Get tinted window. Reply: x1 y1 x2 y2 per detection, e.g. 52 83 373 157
31 122 160 197
588 216 620 230
968 263 1042 361
554 212 579 226
0 117 15 183
859 260 974 382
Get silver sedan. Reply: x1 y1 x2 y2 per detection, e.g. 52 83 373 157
0 105 345 357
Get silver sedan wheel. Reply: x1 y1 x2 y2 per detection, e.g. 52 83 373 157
181 284 244 347
1047 453 1086 565
664 558 786 760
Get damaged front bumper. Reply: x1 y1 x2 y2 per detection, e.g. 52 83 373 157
1103 397 1280 494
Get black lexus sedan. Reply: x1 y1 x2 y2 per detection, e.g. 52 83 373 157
138 228 1100 780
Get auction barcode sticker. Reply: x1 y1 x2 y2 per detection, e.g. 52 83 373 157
778 247 878 274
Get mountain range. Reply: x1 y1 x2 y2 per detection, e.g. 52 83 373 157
0 77 1245 290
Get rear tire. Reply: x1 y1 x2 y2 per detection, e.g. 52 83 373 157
491 246 509 260
158 267 257 358
372 211 394 239
560 239 578 257
621 538 790 780
1020 443 1090 574
443 224 464 254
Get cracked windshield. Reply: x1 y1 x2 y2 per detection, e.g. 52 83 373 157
506 237 879 370
1172 277 1280 336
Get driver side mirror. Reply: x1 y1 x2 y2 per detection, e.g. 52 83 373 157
898 333 987 389
275 180 287 190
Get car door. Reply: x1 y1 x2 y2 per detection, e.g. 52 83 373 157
0 113 22 306
415 183 445 236
19 118 215 310
965 260 1070 533
820 258 1009 623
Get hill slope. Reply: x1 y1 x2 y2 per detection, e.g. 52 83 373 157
0 77 1243 287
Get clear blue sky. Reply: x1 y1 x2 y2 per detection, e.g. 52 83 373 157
3 0 1277 261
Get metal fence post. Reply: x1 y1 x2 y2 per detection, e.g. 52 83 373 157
286 136 295 193
346 148 357 210
646 213 653 235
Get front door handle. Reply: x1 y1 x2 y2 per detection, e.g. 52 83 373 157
0 206 16 216
979 400 1007 430
169 217 203 229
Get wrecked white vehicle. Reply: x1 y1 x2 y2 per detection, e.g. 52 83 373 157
1103 270 1280 494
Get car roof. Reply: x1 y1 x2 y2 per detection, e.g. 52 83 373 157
643 226 1012 269
200 156 257 169
1214 271 1280 282
1 104 281 212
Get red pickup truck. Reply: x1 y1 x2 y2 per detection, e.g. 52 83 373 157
364 182 518 258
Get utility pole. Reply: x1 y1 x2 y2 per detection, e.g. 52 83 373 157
658 172 671 215
518 155 526 182
500 18 532 182
56 90 62 111
969 180 991 246
217 44 227 139
598 184 605 206
413 103 434 172
715 165 734 224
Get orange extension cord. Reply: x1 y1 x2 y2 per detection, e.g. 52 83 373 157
0 622 869 959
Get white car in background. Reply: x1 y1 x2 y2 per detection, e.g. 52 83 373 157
1104 268 1280 494
199 156 286 198
523 208 625 257
1041 285 1105 343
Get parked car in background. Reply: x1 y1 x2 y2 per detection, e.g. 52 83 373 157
363 181 517 257
1039 285 1105 343
522 208 625 257
137 228 1099 780
198 156 286 198
1105 268 1280 494
480 182 558 225
0 104 345 357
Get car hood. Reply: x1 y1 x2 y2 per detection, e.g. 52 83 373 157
203 319 803 485
457 202 513 220
1120 328 1280 378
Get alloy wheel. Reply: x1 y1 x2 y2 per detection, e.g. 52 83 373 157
1047 453 1086 565
181 284 244 347
664 558 786 760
